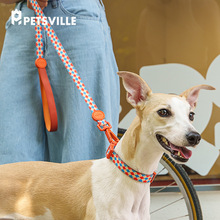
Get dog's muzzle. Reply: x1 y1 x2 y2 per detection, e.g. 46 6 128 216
156 134 193 163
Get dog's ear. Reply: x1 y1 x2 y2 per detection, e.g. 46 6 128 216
180 85 215 108
118 71 152 108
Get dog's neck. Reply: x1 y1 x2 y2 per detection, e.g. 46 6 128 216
115 116 163 175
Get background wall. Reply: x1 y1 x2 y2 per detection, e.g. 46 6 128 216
103 0 220 178
102 3 220 218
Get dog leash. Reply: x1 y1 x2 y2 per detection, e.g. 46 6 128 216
30 0 119 157
35 24 58 132
30 0 156 183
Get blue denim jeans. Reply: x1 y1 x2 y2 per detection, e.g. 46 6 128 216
0 0 120 164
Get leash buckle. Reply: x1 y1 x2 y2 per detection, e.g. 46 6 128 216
92 110 112 131
97 122 112 131
92 110 119 159
105 128 118 143
105 129 119 159
106 140 118 159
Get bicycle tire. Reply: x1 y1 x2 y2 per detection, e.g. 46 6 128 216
156 153 203 220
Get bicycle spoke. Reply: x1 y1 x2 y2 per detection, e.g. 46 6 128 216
157 167 167 175
168 214 189 220
152 181 176 194
150 197 184 214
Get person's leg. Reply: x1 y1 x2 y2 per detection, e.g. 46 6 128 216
0 1 48 164
44 0 120 162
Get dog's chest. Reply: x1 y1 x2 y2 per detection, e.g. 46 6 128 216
91 159 151 220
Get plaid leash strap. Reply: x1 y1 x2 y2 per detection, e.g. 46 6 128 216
110 151 156 184
30 0 119 152
30 0 107 128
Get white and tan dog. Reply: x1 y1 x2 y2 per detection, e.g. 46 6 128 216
0 71 215 220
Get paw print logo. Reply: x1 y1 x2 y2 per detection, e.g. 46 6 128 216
11 9 22 25
119 55 220 175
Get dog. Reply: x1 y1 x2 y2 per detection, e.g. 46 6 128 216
0 71 215 220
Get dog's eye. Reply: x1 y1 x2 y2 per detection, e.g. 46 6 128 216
157 109 171 117
189 112 195 121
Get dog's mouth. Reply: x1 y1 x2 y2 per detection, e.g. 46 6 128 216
156 134 192 163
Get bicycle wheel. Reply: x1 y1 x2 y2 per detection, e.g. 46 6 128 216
117 128 202 220
150 154 202 220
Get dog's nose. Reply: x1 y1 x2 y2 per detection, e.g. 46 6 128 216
186 132 201 146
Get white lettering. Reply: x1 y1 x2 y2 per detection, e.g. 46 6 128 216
23 17 30 25
35 17 41 25
12 16 76 26
31 17 35 25
48 17 56 25
60 17 65 26
41 17 48 25
71 17 76 25
65 17 70 25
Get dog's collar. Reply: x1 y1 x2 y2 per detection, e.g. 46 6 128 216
109 151 156 184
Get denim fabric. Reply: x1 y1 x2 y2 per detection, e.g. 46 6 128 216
0 0 120 164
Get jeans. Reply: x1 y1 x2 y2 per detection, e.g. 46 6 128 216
0 0 120 163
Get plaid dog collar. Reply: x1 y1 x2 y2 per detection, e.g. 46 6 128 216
109 151 156 184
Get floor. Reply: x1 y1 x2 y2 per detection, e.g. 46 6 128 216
197 191 220 220
150 190 220 220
